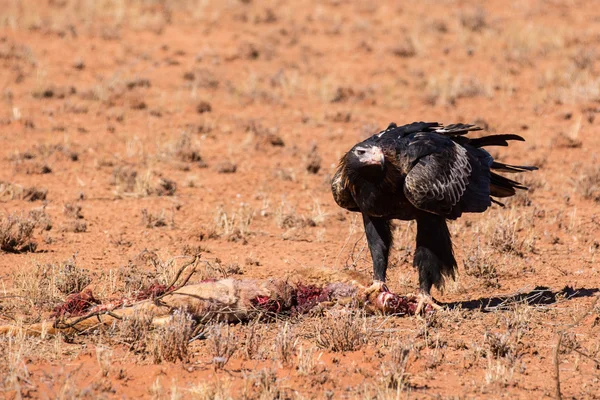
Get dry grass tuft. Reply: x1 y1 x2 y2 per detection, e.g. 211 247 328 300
576 166 600 202
425 75 489 106
0 213 37 253
312 309 369 352
464 240 499 288
380 340 412 392
54 259 92 295
213 204 254 243
63 203 83 219
240 321 266 361
243 369 284 400
150 311 193 363
207 323 238 370
295 345 318 376
273 322 297 366
0 181 47 201
488 215 535 257
0 209 51 253
190 379 233 400
171 133 206 167
141 208 173 228
460 7 488 32
112 167 177 197
10 264 62 315
114 311 154 356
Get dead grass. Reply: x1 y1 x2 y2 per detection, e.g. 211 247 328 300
0 181 47 202
169 133 206 167
273 321 297 366
576 165 600 202
213 204 254 243
243 369 286 400
0 0 599 398
460 7 488 32
464 239 499 288
312 309 369 352
0 209 51 253
379 340 412 392
150 311 193 364
112 167 177 197
54 259 92 295
240 321 266 361
424 74 489 106
0 331 39 394
488 214 535 257
113 311 154 356
295 345 318 376
207 323 238 370
190 379 233 400
6 258 91 319
141 208 173 228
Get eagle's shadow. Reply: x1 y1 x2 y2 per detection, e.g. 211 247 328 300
446 286 599 312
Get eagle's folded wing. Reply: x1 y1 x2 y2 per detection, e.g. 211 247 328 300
402 133 492 218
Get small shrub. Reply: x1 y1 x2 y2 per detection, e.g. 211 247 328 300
150 311 193 363
63 203 83 219
214 204 254 243
207 323 238 370
464 240 499 288
488 215 534 257
313 309 368 352
273 322 297 366
460 8 488 32
115 311 154 355
141 208 170 228
0 213 38 253
0 182 47 201
380 340 412 391
54 260 91 295
576 166 600 202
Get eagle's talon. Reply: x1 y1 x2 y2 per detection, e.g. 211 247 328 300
365 281 389 296
414 292 443 315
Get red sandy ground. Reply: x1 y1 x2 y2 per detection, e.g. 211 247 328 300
1 0 600 398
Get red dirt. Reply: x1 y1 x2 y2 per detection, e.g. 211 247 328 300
1 0 600 398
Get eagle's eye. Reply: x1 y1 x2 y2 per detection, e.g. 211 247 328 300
356 149 366 156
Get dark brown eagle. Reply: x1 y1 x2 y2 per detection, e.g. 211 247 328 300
331 122 537 313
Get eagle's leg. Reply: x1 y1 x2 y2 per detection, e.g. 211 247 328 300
413 212 457 314
362 214 392 295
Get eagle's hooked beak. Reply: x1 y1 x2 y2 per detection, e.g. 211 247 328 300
356 146 385 170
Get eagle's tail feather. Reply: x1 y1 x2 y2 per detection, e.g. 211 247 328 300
491 161 538 173
435 123 482 135
470 134 525 147
490 172 529 197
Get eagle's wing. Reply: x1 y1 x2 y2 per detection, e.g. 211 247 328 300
331 165 359 211
402 132 491 218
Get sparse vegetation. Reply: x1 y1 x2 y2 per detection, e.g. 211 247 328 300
150 311 193 364
0 0 598 398
576 166 600 202
312 309 368 352
207 323 238 370
0 181 47 201
0 210 51 253
488 213 535 257
112 167 177 197
213 204 254 243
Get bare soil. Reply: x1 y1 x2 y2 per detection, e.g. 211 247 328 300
1 0 600 398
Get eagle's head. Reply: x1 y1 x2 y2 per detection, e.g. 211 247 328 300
344 143 385 175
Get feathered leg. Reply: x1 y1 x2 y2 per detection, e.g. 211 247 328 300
362 214 392 295
414 212 457 313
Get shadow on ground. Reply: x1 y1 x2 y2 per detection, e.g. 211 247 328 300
448 286 599 312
